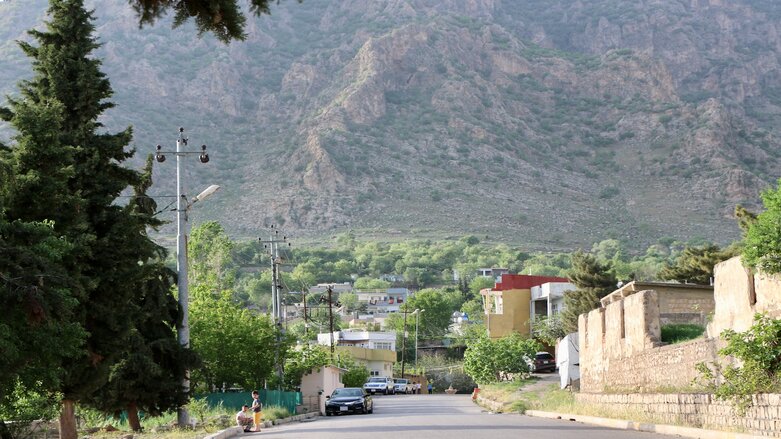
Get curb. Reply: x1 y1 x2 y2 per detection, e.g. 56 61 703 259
524 410 763 439
207 412 320 439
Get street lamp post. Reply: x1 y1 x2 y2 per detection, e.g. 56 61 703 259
155 128 217 428
414 309 425 366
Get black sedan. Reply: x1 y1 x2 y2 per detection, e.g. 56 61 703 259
325 387 373 416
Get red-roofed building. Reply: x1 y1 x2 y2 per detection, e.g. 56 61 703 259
481 274 571 338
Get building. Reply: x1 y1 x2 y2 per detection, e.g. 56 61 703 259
317 330 397 377
530 281 577 325
481 274 569 338
600 281 714 325
317 330 396 351
477 267 510 282
355 288 411 314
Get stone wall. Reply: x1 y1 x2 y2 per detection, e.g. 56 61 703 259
709 257 781 337
575 393 781 437
578 290 721 393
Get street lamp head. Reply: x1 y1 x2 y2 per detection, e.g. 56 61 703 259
199 144 209 163
155 145 166 162
194 184 220 202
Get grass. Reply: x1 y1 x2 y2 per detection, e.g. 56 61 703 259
661 324 705 344
479 378 535 405
75 404 292 439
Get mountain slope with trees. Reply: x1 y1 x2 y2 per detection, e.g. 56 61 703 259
2 0 779 249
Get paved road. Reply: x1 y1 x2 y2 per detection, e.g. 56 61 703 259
245 394 674 438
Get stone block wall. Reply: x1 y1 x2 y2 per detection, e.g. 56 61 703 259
709 257 781 337
578 290 721 393
575 393 781 437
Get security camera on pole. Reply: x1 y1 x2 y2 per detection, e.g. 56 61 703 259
155 127 219 428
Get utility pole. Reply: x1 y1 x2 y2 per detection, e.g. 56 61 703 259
259 226 291 389
154 128 215 428
401 307 410 378
317 286 341 363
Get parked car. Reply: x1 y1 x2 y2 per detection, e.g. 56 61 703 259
393 378 413 394
363 376 395 395
325 387 373 416
527 351 556 373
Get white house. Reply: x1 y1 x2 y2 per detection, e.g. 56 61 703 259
530 281 576 325
317 330 396 351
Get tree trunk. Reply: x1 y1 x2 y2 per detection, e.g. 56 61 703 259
59 399 77 439
127 402 142 432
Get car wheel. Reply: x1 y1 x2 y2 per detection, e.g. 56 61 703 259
326 412 331 417
383 389 387 395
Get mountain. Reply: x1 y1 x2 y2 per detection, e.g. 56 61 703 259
2 0 779 250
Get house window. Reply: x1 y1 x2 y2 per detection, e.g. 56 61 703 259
551 303 560 315
370 370 380 376
374 342 392 350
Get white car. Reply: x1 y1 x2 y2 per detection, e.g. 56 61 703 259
363 377 395 395
393 378 413 394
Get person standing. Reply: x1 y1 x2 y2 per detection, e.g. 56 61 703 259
427 382 433 394
251 390 263 432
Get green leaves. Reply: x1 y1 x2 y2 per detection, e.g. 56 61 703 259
697 314 781 413
463 333 540 384
744 179 781 274
128 0 288 43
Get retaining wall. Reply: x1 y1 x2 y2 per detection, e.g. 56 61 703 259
575 393 781 437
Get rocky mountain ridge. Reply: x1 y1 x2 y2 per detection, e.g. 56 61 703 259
1 0 779 250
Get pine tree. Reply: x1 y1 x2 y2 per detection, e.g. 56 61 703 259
86 157 198 432
1 2 151 437
560 251 617 333
658 244 735 285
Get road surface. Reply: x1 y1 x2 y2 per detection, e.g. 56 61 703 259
246 393 673 438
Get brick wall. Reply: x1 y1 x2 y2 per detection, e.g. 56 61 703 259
575 393 781 437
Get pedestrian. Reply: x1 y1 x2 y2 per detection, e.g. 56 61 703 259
427 382 433 394
251 390 263 432
236 405 253 432
415 382 421 394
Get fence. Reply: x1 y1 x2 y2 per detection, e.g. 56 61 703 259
203 390 302 414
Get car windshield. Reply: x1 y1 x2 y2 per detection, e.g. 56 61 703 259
368 377 386 383
394 379 407 384
537 353 554 360
332 388 363 397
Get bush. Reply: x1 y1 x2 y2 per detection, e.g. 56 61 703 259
696 314 781 413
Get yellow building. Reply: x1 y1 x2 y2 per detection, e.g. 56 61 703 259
481 274 569 338
334 346 396 377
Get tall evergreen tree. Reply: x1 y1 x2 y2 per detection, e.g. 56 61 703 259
658 244 736 285
0 162 85 419
87 157 198 432
1 1 147 437
560 251 617 333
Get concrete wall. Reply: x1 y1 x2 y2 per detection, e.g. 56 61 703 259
300 366 343 415
575 393 781 437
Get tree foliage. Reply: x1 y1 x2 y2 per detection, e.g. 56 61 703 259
696 314 781 413
658 244 736 285
86 158 198 431
0 1 150 435
127 0 294 43
560 251 616 333
744 180 781 274
463 333 540 384
283 344 329 391
189 284 280 392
